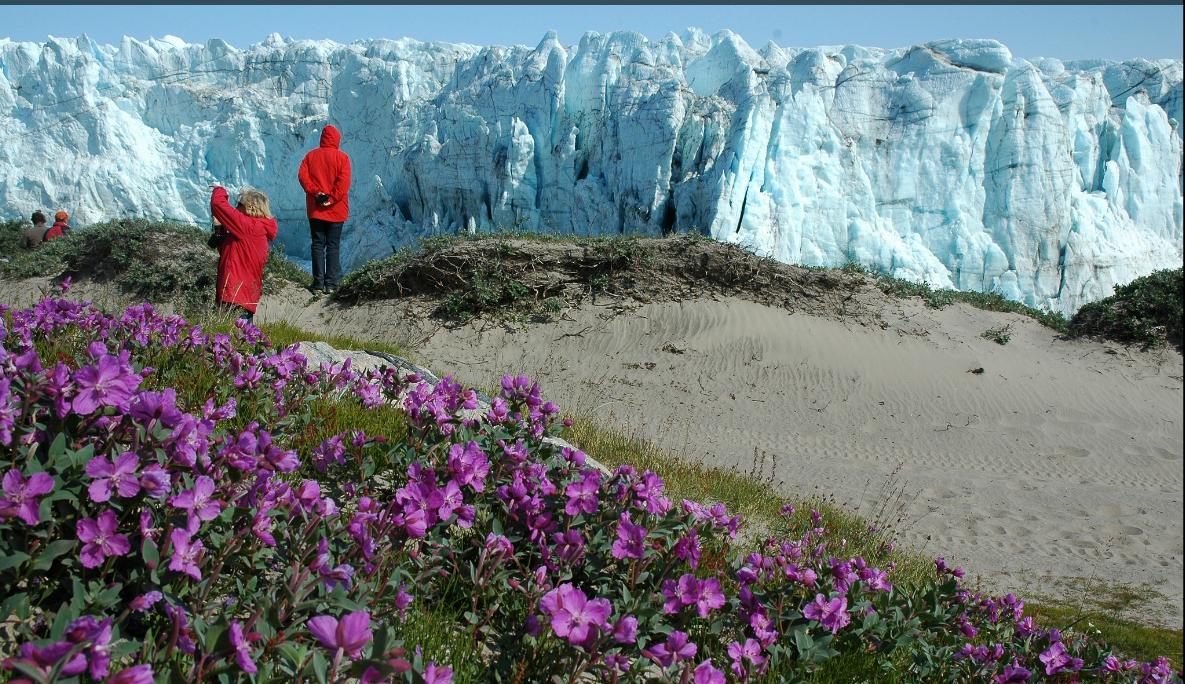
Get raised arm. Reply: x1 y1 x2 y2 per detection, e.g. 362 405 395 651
210 187 250 239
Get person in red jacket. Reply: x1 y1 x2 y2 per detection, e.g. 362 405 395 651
210 186 278 323
42 210 71 242
297 124 351 294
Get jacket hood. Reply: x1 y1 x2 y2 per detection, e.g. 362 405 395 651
319 125 341 149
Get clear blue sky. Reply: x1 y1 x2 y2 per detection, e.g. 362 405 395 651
1 5 1181 62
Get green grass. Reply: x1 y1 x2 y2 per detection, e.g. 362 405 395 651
565 417 934 589
564 416 1183 671
839 261 1071 333
1026 602 1183 669
255 320 410 359
981 323 1013 345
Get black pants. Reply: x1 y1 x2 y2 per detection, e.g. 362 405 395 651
309 219 343 289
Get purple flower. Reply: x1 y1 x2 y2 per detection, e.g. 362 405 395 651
130 591 162 612
423 663 453 684
129 389 182 428
5 641 87 679
693 660 726 684
437 479 464 521
85 452 141 502
673 528 702 568
0 378 18 446
610 511 647 560
165 414 213 469
322 564 355 591
484 533 513 557
307 611 373 658
552 529 586 564
394 585 414 621
0 469 55 525
138 464 171 499
695 577 725 617
540 584 612 647
564 473 600 516
105 664 154 684
169 476 222 525
64 616 114 679
604 653 630 673
312 434 346 472
612 615 638 644
447 441 489 492
77 510 131 568
168 529 205 580
728 639 766 678
661 574 699 614
229 620 257 674
71 354 141 414
1038 641 1071 675
994 661 1032 682
643 631 697 668
802 593 851 634
859 566 892 592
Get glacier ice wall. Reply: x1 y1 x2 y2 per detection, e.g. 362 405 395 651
0 31 1180 313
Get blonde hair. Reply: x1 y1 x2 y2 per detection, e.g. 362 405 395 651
236 188 272 218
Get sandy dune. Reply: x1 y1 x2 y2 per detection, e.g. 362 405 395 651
4 277 1181 626
256 286 1183 627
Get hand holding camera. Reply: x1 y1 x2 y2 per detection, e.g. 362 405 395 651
316 192 333 207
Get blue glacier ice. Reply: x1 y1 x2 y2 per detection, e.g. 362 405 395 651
0 30 1180 313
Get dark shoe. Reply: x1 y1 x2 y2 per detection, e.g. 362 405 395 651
309 285 324 296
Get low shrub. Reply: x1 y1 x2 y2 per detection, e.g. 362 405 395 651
0 288 1179 682
0 220 30 260
1 219 309 308
1069 269 1183 350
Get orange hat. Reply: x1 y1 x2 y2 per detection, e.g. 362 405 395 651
54 210 69 222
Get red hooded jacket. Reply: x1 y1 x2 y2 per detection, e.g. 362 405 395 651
298 125 351 222
210 187 278 313
43 220 68 242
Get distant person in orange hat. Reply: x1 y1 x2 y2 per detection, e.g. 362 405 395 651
42 211 71 242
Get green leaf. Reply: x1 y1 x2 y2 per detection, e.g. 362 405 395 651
311 649 328 683
203 621 228 653
793 627 814 655
51 601 76 637
110 639 142 659
275 643 304 668
47 432 67 465
32 539 77 571
0 551 30 571
71 443 95 469
142 539 160 568
9 661 50 684
1 592 30 620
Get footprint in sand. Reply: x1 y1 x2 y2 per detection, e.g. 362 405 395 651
922 486 960 500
